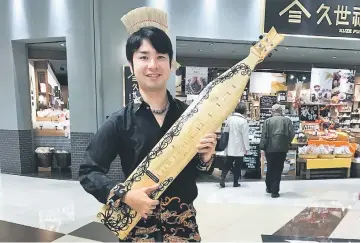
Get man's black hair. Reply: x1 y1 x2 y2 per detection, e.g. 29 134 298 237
126 27 173 68
235 102 247 115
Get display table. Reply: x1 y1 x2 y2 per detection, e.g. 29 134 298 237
291 141 307 176
298 158 352 179
308 140 358 154
351 159 360 178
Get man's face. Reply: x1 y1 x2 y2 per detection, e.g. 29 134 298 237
130 39 171 92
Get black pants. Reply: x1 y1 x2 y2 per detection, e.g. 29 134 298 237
221 156 243 184
265 152 287 193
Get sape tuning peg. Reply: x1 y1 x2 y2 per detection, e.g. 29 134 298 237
252 41 257 46
259 35 264 40
268 53 272 58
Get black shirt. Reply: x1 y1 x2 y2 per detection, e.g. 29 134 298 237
79 90 209 206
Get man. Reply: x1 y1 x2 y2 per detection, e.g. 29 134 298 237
260 104 294 198
78 27 216 242
220 102 250 188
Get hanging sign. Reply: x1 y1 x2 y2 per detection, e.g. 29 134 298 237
123 66 140 106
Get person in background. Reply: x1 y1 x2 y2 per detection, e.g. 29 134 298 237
220 102 250 188
260 104 294 198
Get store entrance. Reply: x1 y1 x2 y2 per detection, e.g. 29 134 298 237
27 41 71 180
175 38 360 183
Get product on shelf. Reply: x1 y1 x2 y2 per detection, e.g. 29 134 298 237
249 120 261 143
318 145 335 158
298 145 320 157
319 130 338 140
302 122 320 131
334 146 353 157
296 131 307 143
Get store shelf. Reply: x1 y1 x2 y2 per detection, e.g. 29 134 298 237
34 129 66 137
36 117 66 122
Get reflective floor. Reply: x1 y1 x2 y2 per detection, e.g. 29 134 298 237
0 173 359 242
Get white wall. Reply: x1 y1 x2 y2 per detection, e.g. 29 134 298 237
47 63 60 88
12 41 32 130
28 61 36 129
0 0 97 133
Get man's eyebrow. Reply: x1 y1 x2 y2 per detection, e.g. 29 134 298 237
137 51 167 55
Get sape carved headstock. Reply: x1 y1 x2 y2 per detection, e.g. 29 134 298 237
251 27 284 64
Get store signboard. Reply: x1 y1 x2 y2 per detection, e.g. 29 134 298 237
259 95 278 124
310 68 355 104
185 67 208 95
250 72 286 94
286 72 311 103
260 95 278 108
123 66 140 106
299 104 319 121
277 91 287 102
243 143 260 170
262 0 360 39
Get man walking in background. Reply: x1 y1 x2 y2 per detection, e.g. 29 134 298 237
220 102 250 188
260 104 294 198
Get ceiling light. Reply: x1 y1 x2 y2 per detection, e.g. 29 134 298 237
199 49 203 52
60 43 65 46
209 43 214 46
286 47 289 50
213 48 217 51
302 76 306 80
290 75 294 79
333 56 336 59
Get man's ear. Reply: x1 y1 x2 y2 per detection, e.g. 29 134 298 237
128 61 134 75
128 62 134 74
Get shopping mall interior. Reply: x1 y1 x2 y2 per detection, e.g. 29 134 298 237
0 0 360 242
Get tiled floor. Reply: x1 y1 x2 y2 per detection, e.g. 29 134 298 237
0 173 359 242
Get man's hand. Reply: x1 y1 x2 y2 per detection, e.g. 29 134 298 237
122 184 160 219
196 133 217 162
